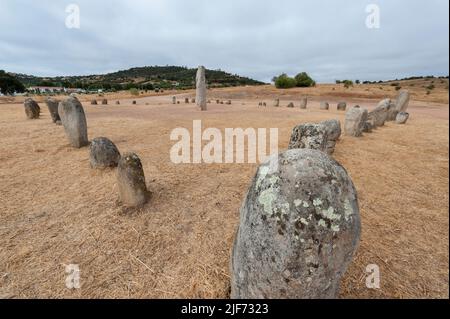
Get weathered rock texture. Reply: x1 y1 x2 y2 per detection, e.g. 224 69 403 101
344 106 368 137
89 137 121 169
288 123 328 153
395 90 410 112
117 152 150 207
396 112 409 124
321 119 341 155
24 98 40 119
337 102 347 111
58 96 89 148
320 102 329 110
299 97 308 109
196 66 207 111
230 149 361 299
45 98 61 123
368 99 390 127
362 121 373 133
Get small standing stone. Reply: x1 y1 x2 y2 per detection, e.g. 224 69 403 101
321 119 341 155
58 96 89 148
320 101 329 110
91 100 98 105
24 98 40 119
288 123 328 153
230 149 361 299
172 96 176 104
116 101 120 105
337 102 347 111
299 97 308 109
117 152 150 207
362 121 373 133
191 98 196 103
395 90 410 112
344 106 368 137
396 112 409 124
226 100 232 105
46 98 61 123
287 102 294 108
132 100 137 105
102 99 108 105
89 137 121 169
273 99 280 107
185 98 190 104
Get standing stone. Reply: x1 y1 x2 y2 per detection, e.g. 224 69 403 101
185 98 189 104
299 97 308 109
117 152 150 207
231 149 361 299
196 66 207 111
288 123 328 153
45 97 61 123
344 106 368 137
101 99 108 105
321 119 341 155
337 102 347 111
287 102 295 108
132 100 137 105
368 99 390 127
273 99 280 107
320 102 329 110
89 137 121 169
396 112 409 124
58 96 89 148
378 99 399 121
226 100 232 105
216 99 220 104
91 100 98 105
116 101 120 105
172 96 176 104
24 98 40 119
191 98 196 103
395 90 410 112
263 102 267 107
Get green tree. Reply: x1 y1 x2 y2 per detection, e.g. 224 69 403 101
274 73 297 89
294 72 315 87
0 70 25 94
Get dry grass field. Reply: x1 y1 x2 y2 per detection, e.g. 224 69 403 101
0 83 448 299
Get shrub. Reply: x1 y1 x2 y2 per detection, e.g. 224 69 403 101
395 86 402 91
343 80 353 88
129 88 139 96
294 72 315 87
0 70 25 94
274 74 297 89
426 84 435 90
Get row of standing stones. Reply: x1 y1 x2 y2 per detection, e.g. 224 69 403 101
24 96 150 207
231 90 411 298
23 73 410 298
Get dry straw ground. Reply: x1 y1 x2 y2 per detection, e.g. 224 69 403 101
0 83 448 298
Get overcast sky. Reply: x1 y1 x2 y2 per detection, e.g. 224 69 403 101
0 0 448 82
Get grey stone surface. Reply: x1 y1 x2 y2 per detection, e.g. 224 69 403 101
321 119 341 155
196 66 207 111
344 106 368 137
117 152 150 207
395 90 410 112
58 96 89 148
89 137 121 169
396 112 409 124
24 98 40 119
362 121 373 133
230 149 361 299
288 123 328 153
299 97 308 109
45 98 61 123
368 99 390 127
